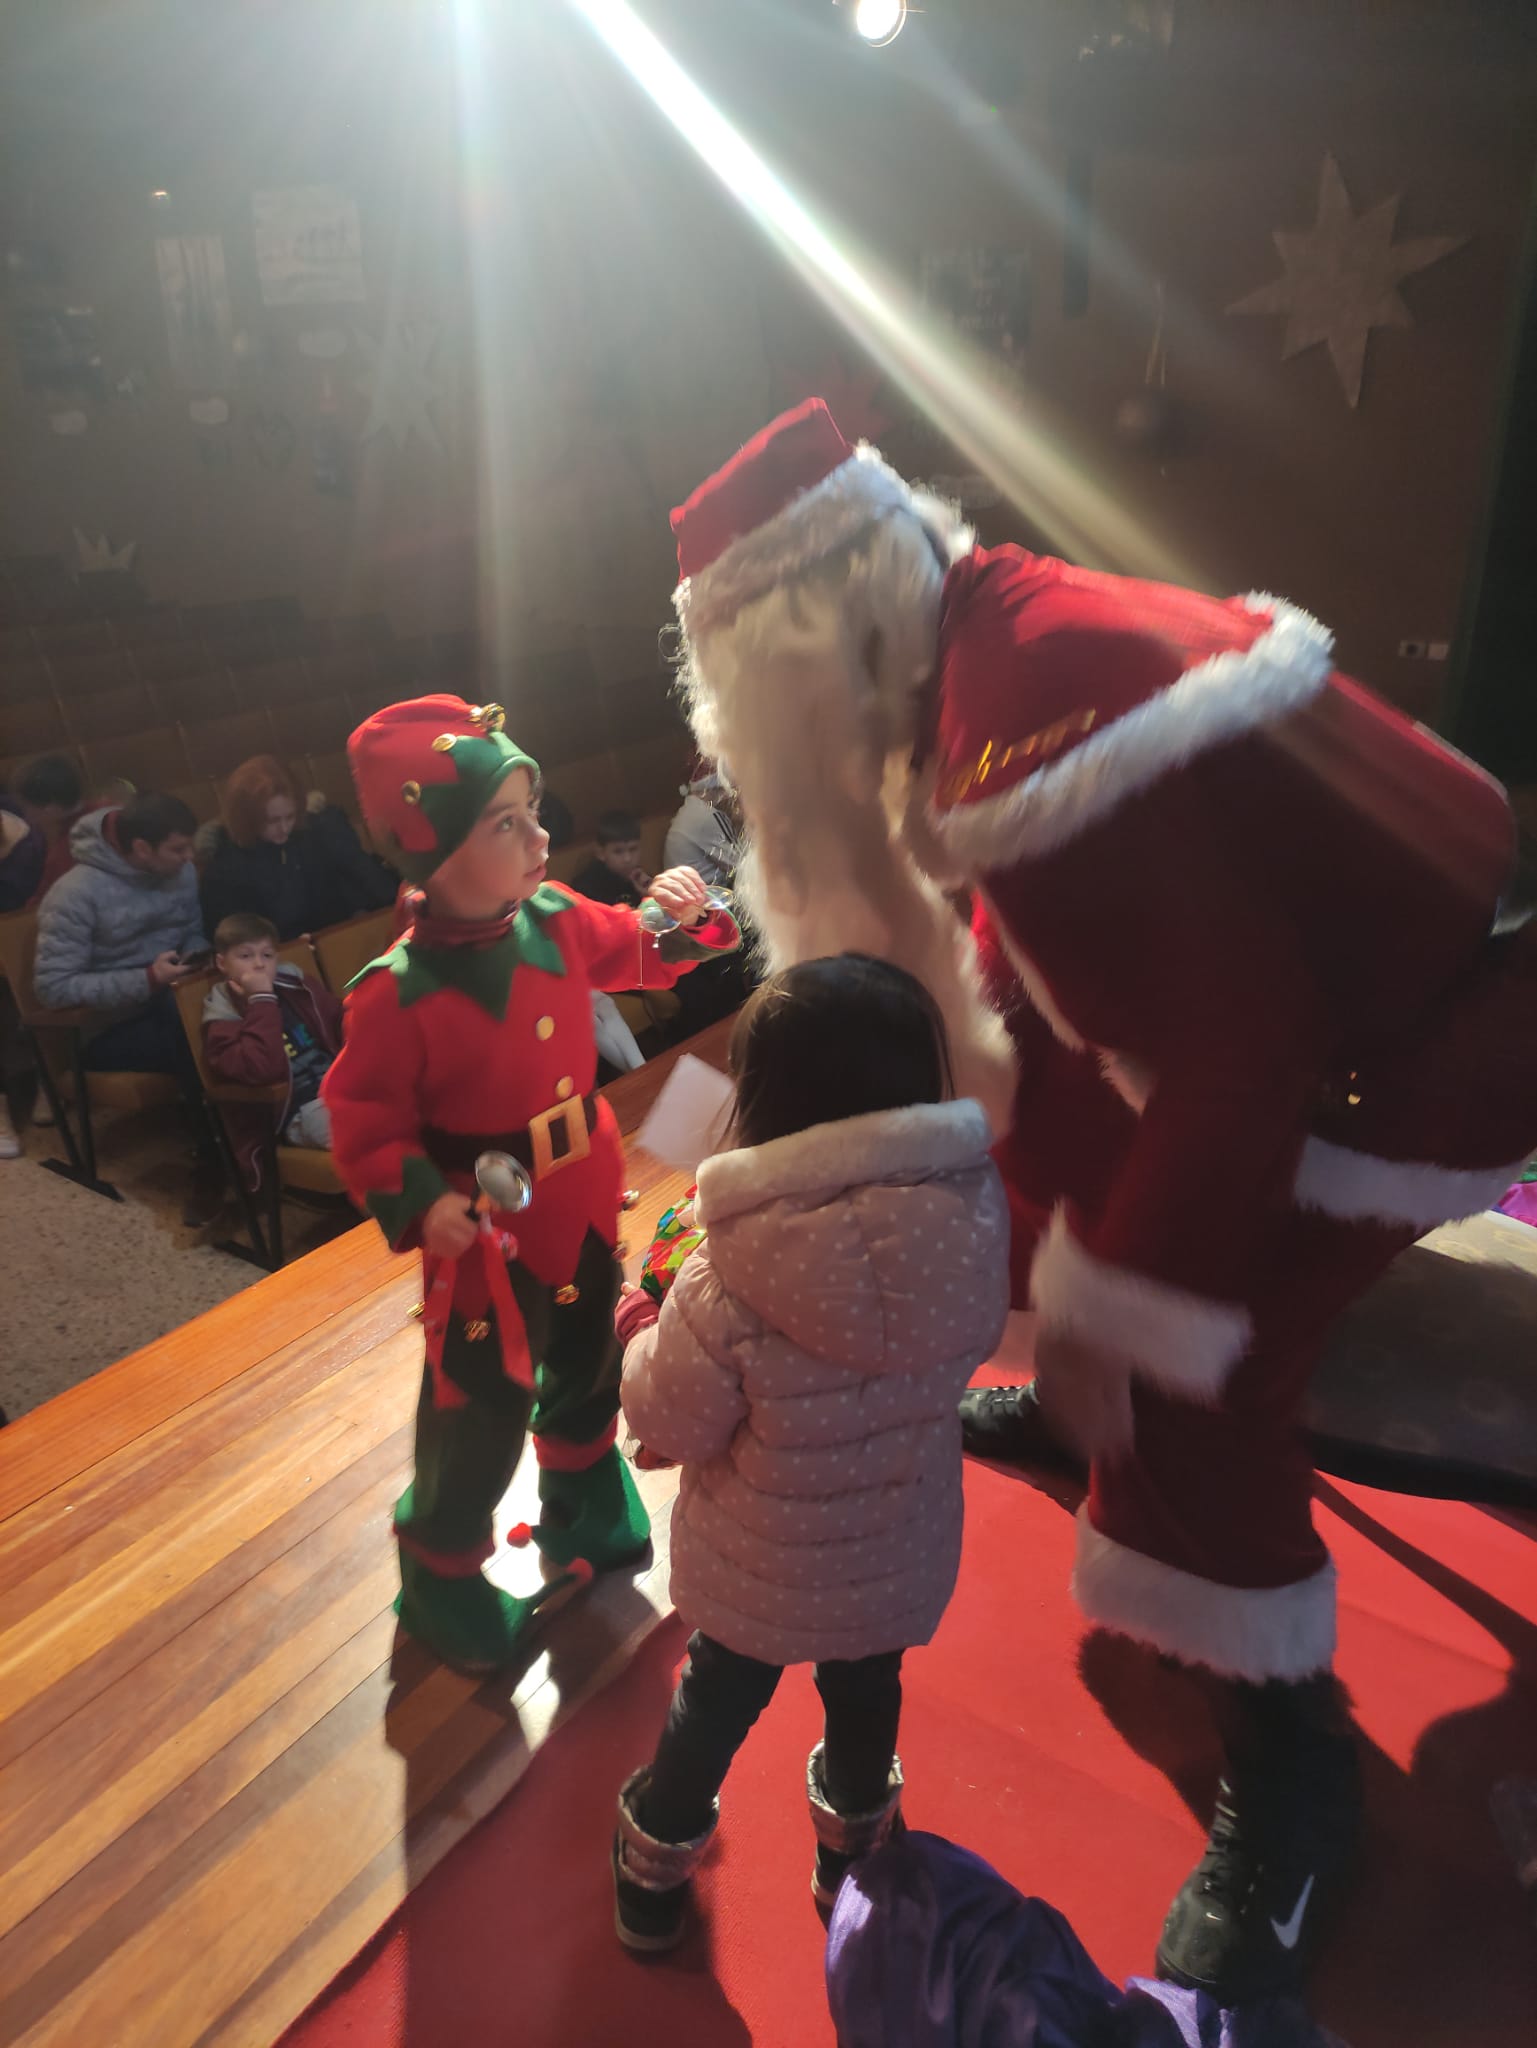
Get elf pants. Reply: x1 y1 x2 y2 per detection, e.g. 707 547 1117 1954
1075 1206 1420 1683
399 1227 622 1566
641 1630 904 1844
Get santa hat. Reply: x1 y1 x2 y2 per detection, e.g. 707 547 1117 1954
671 398 922 636
347 695 538 883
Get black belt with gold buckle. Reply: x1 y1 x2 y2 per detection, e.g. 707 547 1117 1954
423 1094 599 1183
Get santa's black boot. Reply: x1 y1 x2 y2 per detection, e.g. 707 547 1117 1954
1156 1673 1361 2002
958 1379 1086 1478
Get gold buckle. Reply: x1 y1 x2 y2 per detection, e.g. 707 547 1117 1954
528 1094 590 1181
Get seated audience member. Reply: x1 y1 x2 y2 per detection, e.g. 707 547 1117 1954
33 791 222 1221
581 801 750 1040
1 754 88 911
573 810 651 909
200 755 395 941
202 912 343 1186
566 820 651 1070
0 790 45 917
664 762 742 889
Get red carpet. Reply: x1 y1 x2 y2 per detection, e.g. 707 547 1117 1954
285 1463 1537 2048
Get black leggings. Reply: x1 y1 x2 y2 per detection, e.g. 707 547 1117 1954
639 1630 903 1844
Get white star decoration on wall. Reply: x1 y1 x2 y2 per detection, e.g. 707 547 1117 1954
354 321 444 451
1228 154 1466 408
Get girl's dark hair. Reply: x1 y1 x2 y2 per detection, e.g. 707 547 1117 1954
727 954 955 1149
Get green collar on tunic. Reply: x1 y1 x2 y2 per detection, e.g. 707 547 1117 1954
351 884 572 1019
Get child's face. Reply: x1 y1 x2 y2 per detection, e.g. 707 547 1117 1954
432 769 550 913
219 937 277 987
599 837 641 878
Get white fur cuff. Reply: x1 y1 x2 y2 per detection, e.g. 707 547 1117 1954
1293 1136 1525 1231
1030 1210 1251 1401
1073 1508 1337 1682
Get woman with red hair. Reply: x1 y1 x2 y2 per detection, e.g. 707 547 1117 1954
199 754 394 940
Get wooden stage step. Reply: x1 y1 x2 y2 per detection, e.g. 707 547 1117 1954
0 1032 725 2048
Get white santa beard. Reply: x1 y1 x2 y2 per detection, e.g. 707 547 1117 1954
736 791 1018 1141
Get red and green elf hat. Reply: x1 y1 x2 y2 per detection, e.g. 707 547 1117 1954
347 694 539 882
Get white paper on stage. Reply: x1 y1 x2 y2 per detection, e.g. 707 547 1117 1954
635 1054 735 1173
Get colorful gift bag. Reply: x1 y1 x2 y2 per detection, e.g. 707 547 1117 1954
639 1186 706 1303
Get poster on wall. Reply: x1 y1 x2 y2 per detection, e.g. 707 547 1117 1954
252 186 365 306
155 235 236 389
920 247 1032 373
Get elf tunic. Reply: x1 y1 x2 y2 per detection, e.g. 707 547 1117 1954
928 546 1537 1682
324 881 739 1412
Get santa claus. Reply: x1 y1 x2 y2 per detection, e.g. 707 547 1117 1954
665 398 1537 2001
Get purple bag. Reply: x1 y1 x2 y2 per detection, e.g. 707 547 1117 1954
825 1832 1347 2048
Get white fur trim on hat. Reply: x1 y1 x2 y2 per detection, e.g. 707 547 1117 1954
1073 1508 1337 1682
675 444 922 638
1294 1136 1526 1230
695 1098 992 1228
933 594 1335 870
1031 1209 1252 1401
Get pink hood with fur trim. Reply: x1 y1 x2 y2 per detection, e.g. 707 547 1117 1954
620 1100 1009 1666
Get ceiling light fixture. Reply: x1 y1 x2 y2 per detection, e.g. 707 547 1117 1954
851 0 907 49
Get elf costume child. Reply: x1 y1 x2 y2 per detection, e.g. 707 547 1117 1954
323 694 741 1671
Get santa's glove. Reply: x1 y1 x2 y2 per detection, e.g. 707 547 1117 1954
614 1287 662 1349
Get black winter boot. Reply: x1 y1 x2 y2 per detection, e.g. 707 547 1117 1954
611 1767 717 1953
958 1379 1087 1477
1156 1675 1362 2002
807 1741 905 1912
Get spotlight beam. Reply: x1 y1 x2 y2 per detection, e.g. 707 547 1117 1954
567 0 1197 583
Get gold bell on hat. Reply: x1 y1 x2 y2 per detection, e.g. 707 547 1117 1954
469 702 507 734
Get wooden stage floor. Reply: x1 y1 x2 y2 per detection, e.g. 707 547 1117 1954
0 1029 728 2048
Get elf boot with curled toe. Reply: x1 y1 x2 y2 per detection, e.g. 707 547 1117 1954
531 1444 651 1573
611 1767 718 1953
1156 1675 1362 2003
807 1741 905 1912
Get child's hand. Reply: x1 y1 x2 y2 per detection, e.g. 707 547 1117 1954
648 866 710 928
615 1286 661 1347
234 959 277 998
631 1442 677 1472
423 1191 478 1260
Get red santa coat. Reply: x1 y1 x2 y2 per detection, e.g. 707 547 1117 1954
929 547 1537 1406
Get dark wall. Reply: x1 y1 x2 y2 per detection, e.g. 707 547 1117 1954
3 0 1535 726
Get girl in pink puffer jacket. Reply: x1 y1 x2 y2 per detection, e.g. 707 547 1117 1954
610 955 1010 1952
